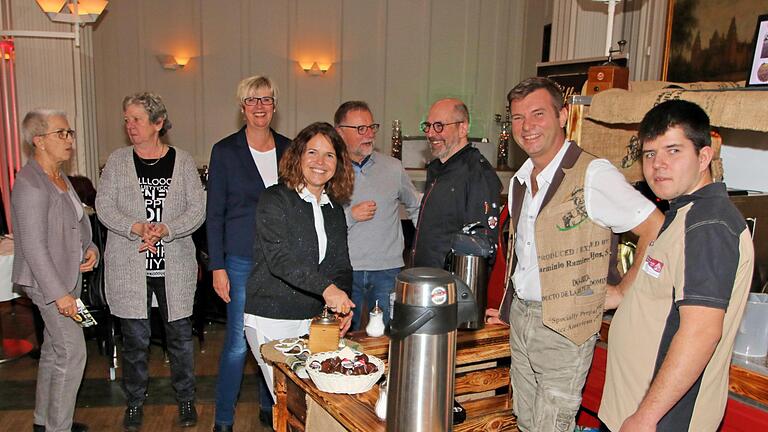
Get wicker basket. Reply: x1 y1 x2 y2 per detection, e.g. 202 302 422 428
306 351 385 394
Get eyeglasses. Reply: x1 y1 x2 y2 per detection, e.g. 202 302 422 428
37 129 76 140
338 124 380 135
419 121 462 133
242 96 275 106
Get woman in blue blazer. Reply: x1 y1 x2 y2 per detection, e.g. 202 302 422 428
206 76 291 432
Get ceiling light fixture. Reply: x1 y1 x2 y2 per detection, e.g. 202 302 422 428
33 0 109 46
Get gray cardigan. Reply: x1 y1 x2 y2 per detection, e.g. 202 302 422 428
96 146 205 320
12 159 98 304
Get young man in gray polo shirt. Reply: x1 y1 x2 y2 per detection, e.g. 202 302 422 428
334 101 421 330
599 100 754 431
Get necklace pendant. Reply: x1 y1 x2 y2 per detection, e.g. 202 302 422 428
135 146 165 166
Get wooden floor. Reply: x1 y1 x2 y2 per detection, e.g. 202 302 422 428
0 299 272 432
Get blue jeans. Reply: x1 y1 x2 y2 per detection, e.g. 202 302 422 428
350 268 400 331
213 256 252 426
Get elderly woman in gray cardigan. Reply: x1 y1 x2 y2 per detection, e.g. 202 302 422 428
13 109 97 432
96 92 205 431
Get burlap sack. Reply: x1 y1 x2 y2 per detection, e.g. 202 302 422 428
305 397 348 432
627 80 743 93
571 81 746 182
576 118 724 184
586 84 767 132
578 119 644 182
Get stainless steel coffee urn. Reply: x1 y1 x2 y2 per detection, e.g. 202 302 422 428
386 267 477 432
447 228 494 329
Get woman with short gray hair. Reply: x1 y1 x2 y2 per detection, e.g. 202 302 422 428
96 92 205 431
121 92 173 137
13 109 98 432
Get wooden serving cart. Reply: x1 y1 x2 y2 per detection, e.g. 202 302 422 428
271 324 517 431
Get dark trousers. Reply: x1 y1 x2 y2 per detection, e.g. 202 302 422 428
120 277 195 406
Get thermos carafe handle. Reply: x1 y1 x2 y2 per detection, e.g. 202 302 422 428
389 309 436 340
454 276 479 324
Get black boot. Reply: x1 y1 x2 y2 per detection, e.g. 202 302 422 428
32 422 89 432
178 400 198 427
71 423 89 432
123 405 143 432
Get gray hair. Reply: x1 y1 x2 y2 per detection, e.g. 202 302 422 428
453 101 470 123
122 92 173 137
236 75 277 105
21 108 67 146
334 100 371 126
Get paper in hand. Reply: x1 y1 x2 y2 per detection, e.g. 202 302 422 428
72 298 97 327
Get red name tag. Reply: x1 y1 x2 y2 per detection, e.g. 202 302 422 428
642 255 664 278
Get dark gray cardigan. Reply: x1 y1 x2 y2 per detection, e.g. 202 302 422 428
245 183 352 320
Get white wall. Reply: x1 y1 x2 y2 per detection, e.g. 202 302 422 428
721 146 768 192
720 130 768 192
91 0 538 165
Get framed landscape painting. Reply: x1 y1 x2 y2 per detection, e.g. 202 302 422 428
663 0 766 82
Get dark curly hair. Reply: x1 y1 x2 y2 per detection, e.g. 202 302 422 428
279 122 354 205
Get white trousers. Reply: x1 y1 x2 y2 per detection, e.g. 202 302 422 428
244 315 311 401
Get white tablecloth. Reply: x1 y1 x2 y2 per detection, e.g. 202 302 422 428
0 237 17 302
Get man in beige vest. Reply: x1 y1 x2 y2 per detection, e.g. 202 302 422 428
486 77 663 432
599 100 754 431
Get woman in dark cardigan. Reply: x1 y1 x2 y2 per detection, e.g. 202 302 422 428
244 122 356 405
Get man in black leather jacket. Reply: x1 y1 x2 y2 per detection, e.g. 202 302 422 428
411 98 502 269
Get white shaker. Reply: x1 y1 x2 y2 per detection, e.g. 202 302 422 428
365 300 386 337
375 379 388 420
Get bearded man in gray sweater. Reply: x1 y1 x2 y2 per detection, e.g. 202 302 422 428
334 101 421 330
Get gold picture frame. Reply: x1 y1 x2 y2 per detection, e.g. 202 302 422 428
662 0 765 82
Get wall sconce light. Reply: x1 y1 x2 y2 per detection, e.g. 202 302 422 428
157 55 191 71
33 0 108 46
299 61 332 76
36 0 108 23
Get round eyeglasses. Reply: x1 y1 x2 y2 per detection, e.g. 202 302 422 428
338 124 380 135
419 121 462 133
37 129 76 140
243 96 275 106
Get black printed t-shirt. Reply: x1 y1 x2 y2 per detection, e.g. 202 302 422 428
133 147 176 278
